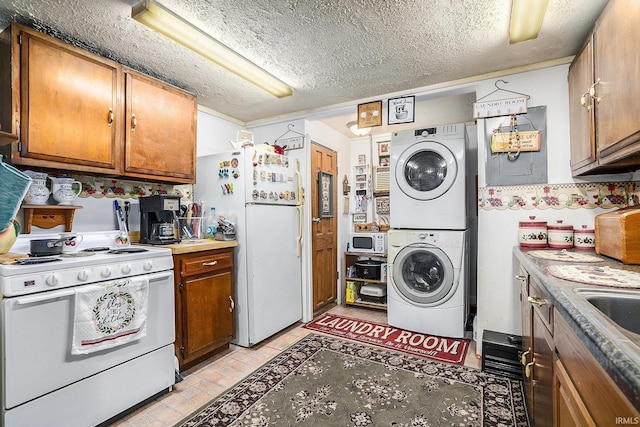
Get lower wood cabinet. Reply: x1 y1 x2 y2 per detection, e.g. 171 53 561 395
518 258 639 426
174 247 235 371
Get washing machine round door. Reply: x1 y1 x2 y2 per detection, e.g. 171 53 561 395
391 244 455 305
394 141 457 201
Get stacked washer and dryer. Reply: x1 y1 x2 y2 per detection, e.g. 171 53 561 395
387 124 470 338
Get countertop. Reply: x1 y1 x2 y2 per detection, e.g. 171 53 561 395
141 239 237 255
513 247 640 410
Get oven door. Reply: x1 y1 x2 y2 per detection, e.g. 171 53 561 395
1 271 174 409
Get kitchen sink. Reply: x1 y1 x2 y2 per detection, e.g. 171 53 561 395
573 288 640 345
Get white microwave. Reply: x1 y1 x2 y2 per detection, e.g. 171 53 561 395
349 233 387 254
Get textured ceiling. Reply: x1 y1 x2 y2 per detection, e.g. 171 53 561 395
0 0 608 126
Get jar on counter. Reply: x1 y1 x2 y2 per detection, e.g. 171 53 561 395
518 216 547 248
574 225 596 250
548 220 574 249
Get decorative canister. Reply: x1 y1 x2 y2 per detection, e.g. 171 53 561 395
518 216 547 248
547 220 574 249
574 225 596 250
23 179 51 205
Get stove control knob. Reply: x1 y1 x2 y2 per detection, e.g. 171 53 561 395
77 270 89 281
101 267 112 278
45 274 59 287
121 264 132 275
143 260 153 271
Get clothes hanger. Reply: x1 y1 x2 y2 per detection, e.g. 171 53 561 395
476 79 531 102
275 124 304 143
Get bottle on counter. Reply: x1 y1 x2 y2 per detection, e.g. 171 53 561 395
205 207 218 239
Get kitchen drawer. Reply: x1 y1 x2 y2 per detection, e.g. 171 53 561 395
179 249 233 277
529 277 553 335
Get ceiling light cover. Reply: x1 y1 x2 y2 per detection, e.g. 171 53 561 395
509 0 549 44
131 0 293 98
347 121 371 137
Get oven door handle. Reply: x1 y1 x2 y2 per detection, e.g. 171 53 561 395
14 271 174 306
15 289 76 305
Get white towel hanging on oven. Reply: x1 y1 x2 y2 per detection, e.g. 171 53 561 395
71 277 149 355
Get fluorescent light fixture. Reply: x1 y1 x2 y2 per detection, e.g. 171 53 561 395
347 121 371 137
131 0 293 98
509 0 549 44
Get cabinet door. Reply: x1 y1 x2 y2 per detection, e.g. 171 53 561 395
18 25 120 173
554 357 596 427
519 273 533 415
568 36 596 173
178 269 235 365
594 0 640 161
124 70 196 183
532 311 554 427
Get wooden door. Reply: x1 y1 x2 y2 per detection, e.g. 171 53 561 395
18 24 121 173
124 69 197 183
311 142 338 312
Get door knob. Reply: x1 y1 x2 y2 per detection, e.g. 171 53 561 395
312 217 321 223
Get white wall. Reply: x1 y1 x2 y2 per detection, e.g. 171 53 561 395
196 109 243 156
474 65 634 354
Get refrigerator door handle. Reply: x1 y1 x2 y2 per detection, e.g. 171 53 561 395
295 159 303 206
297 205 303 257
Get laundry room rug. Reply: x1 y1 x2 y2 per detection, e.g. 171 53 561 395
177 334 529 427
303 313 469 365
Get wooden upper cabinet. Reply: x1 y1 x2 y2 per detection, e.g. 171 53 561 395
0 23 198 183
568 36 595 173
593 0 640 162
13 23 121 173
123 69 197 183
569 0 640 176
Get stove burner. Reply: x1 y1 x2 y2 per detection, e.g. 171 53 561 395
15 257 63 265
107 247 149 254
82 247 111 252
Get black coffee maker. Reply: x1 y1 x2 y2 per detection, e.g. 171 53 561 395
139 195 181 244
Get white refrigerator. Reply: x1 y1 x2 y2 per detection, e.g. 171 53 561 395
195 145 303 347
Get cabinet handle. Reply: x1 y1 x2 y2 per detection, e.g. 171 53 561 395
525 361 535 379
515 275 527 282
520 349 530 365
108 108 114 127
527 296 548 306
131 113 137 131
229 296 235 312
202 260 218 266
589 78 602 104
580 92 592 111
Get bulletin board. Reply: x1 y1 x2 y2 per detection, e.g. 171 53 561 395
484 106 547 186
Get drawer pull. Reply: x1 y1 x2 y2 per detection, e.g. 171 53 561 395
515 275 527 281
527 296 548 307
525 361 535 379
202 260 218 266
108 107 114 126
520 349 530 365
229 296 235 312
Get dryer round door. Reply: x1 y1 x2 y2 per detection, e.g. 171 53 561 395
391 243 456 306
394 141 457 201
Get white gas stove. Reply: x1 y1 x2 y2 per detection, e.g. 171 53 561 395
0 231 176 427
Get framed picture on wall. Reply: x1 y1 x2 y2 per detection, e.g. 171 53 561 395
388 96 415 125
357 100 383 128
318 171 334 218
377 140 390 156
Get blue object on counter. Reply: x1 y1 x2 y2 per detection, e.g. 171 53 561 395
0 160 32 231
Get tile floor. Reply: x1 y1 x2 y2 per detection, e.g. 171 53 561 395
109 305 481 426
